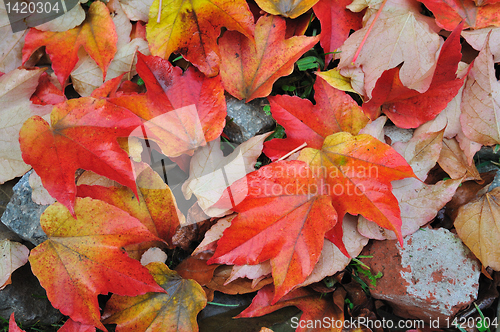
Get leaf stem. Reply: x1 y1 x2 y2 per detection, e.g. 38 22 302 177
352 0 389 64
157 0 162 23
207 302 240 307
278 142 307 161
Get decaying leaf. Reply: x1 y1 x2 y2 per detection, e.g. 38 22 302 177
102 262 207 332
455 187 500 270
0 68 51 184
29 197 165 329
0 240 29 290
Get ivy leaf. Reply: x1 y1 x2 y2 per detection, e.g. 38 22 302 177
264 75 369 160
77 164 181 249
146 0 254 77
298 132 416 244
237 284 345 332
219 15 320 101
361 22 465 128
109 53 226 157
208 161 337 303
22 2 117 87
102 262 207 332
9 313 25 332
19 97 142 215
254 0 319 18
29 198 165 330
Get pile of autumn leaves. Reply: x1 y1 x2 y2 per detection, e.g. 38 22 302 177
3 0 500 330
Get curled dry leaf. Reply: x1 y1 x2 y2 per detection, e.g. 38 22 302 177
337 0 441 99
462 27 500 63
0 240 29 290
140 247 168 266
0 2 26 73
183 133 270 217
461 35 500 146
254 0 319 18
192 214 236 255
455 187 500 270
0 68 51 184
438 137 481 181
29 171 56 205
205 265 273 295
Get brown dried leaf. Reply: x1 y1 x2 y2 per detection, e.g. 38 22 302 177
438 138 481 181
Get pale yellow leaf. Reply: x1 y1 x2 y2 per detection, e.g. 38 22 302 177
0 240 29 290
35 3 85 31
254 0 319 18
0 68 52 184
29 171 56 205
316 69 357 94
455 187 500 270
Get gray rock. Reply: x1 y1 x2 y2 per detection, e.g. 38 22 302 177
224 96 275 144
1 171 48 246
0 263 62 325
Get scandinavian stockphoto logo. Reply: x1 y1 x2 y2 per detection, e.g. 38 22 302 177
4 0 79 33
129 104 249 226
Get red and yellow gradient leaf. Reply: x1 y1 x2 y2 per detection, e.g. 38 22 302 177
22 2 117 87
77 164 181 248
102 262 207 332
362 22 465 128
29 198 165 330
208 161 337 303
419 0 500 29
237 284 345 332
146 0 254 77
108 53 226 157
19 97 142 215
313 0 363 64
219 15 320 101
264 75 369 160
298 133 416 244
9 313 25 332
254 0 319 18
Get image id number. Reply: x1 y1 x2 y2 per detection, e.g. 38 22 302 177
5 1 60 14
450 316 499 330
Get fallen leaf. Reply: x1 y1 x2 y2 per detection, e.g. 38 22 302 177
183 133 270 217
57 318 96 332
111 53 226 157
298 214 368 287
192 214 236 255
120 0 152 21
208 160 337 303
254 0 319 18
316 69 357 93
298 132 415 244
19 97 142 214
455 187 500 270
226 262 273 287
205 264 273 294
29 197 165 329
29 171 56 205
219 15 320 101
358 178 462 239
0 3 26 73
419 0 500 30
175 252 219 287
34 3 85 32
438 138 481 181
140 247 168 266
263 75 369 160
462 27 500 63
237 284 345 332
9 313 25 332
361 22 465 128
102 262 207 332
313 0 363 64
147 0 254 77
77 164 181 248
0 68 52 184
30 72 66 106
460 35 500 146
22 1 117 87
0 240 29 290
337 0 441 99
